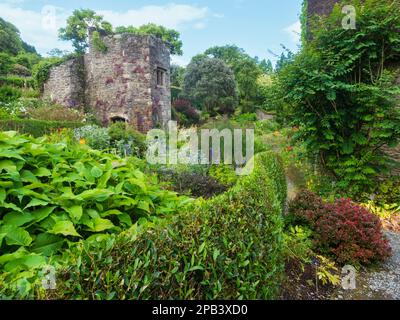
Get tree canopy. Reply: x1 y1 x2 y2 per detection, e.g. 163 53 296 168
115 23 183 55
0 17 37 56
205 45 272 112
59 9 113 53
183 56 238 115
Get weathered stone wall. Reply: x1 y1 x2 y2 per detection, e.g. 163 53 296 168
85 33 171 131
42 33 171 132
307 0 340 17
149 36 171 129
86 34 150 131
42 56 85 109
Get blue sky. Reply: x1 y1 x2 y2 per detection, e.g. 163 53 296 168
0 0 303 65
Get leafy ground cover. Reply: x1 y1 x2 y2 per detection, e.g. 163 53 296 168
0 131 189 297
0 150 287 299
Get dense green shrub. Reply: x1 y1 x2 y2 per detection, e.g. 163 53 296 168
73 125 110 150
374 177 400 205
288 190 391 265
208 164 238 186
0 53 13 75
10 64 31 77
27 105 84 122
274 0 400 195
12 52 41 70
32 57 71 91
232 112 257 125
0 131 188 298
183 56 239 115
0 86 21 102
160 169 228 198
0 119 84 137
282 225 313 264
108 122 146 157
0 76 35 89
39 151 287 300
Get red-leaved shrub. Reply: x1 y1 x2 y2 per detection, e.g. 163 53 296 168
288 189 325 225
172 99 200 125
288 190 391 265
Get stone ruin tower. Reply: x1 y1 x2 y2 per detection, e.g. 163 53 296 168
42 30 171 132
306 0 340 17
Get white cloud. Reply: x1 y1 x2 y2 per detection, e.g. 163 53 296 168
284 20 301 43
98 4 209 29
0 3 72 54
3 0 26 4
213 13 225 19
0 3 211 56
193 22 206 30
171 55 189 67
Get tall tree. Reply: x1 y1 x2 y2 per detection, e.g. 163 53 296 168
170 64 185 88
0 18 36 55
59 9 112 53
205 45 264 111
115 23 183 55
183 56 238 115
258 59 273 74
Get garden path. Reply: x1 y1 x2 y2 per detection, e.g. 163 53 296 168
333 231 400 300
284 164 400 300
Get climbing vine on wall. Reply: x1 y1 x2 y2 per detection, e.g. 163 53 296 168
274 0 400 196
300 0 309 45
32 54 79 91
91 30 108 53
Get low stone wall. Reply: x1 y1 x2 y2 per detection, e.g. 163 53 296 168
42 56 85 109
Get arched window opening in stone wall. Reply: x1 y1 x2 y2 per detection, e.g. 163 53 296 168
111 116 128 123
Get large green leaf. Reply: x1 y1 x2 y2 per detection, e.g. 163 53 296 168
0 232 6 247
0 188 6 204
20 170 40 183
0 247 29 265
89 218 115 232
31 206 57 222
4 254 47 272
0 225 33 246
3 212 34 227
31 233 64 256
0 149 24 160
24 198 49 210
1 202 23 213
64 205 83 222
34 167 52 177
117 213 132 227
0 160 18 174
76 189 114 202
90 166 103 178
49 220 81 237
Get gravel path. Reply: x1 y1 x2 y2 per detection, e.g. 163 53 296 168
334 231 400 300
284 164 400 300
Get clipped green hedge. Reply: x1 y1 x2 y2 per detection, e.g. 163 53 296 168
0 76 35 88
50 152 287 300
0 119 84 137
